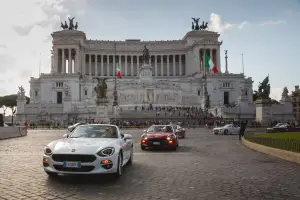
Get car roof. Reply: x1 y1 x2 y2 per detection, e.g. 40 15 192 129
78 124 117 127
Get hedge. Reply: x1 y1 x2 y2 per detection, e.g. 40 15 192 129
244 136 300 153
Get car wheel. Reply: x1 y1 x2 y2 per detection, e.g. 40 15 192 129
115 153 123 178
141 146 146 150
224 130 228 135
46 171 58 177
127 146 133 165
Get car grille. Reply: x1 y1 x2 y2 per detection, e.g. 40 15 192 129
53 165 95 172
147 138 168 144
52 154 97 163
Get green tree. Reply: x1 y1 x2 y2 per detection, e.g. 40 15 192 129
0 94 30 124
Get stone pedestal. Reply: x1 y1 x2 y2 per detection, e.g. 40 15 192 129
16 99 26 124
255 99 272 126
95 97 110 123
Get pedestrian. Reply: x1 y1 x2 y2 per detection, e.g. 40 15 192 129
239 120 247 140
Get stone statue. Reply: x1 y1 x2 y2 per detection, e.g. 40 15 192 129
64 85 71 98
257 75 271 99
17 86 26 100
200 21 208 30
60 17 78 30
192 22 194 30
191 18 200 30
68 17 75 30
240 87 247 97
93 77 108 99
142 45 150 64
282 87 289 97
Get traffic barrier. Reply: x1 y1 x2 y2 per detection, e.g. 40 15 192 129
0 126 27 140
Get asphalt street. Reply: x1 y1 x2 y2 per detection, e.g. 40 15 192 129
0 128 299 200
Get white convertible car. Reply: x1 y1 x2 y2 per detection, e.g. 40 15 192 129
213 124 240 135
43 124 133 177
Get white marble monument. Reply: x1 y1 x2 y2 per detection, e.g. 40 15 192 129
15 17 257 124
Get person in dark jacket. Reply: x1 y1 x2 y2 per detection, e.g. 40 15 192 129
239 120 247 140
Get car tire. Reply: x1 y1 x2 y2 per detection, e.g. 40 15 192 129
224 130 228 135
114 153 123 178
141 146 146 150
46 171 58 177
127 147 133 165
172 146 177 151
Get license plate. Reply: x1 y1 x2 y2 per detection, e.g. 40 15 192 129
153 142 160 145
63 161 81 168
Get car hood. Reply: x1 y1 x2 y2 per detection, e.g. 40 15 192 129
145 132 173 138
47 138 117 154
213 127 224 130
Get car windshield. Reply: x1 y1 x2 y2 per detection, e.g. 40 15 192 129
148 125 174 133
69 125 118 138
224 124 232 128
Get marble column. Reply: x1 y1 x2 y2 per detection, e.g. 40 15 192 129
107 55 110 76
161 55 163 76
179 55 182 76
131 55 133 76
216 48 221 72
95 54 98 76
154 55 157 76
54 48 59 73
173 55 175 76
113 55 115 76
68 48 72 73
75 48 80 73
167 55 170 76
82 53 86 75
125 55 128 76
101 55 104 76
89 54 92 77
62 48 65 73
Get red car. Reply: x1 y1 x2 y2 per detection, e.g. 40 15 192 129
140 125 179 150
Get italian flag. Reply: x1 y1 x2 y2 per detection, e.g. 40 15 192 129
115 56 122 78
205 53 218 73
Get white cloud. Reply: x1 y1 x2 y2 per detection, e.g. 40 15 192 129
238 21 249 30
0 0 87 98
259 20 287 26
208 13 248 33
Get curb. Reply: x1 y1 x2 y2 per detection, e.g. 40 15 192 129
242 137 300 165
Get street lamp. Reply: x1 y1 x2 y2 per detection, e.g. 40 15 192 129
113 42 118 107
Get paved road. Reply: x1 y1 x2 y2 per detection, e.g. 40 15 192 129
0 128 299 200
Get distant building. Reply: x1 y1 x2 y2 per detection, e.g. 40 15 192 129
291 85 300 121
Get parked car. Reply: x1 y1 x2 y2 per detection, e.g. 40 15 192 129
141 125 179 150
67 122 87 132
170 124 186 138
266 123 290 133
43 124 133 177
213 124 240 135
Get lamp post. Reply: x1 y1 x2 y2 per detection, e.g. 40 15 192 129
203 48 210 119
113 42 118 107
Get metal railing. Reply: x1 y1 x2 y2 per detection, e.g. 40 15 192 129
244 136 300 153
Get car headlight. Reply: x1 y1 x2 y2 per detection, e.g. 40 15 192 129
97 147 115 157
141 135 147 139
167 135 175 140
44 147 53 156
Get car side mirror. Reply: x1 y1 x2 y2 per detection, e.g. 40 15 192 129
143 130 147 133
123 134 132 140
62 134 69 138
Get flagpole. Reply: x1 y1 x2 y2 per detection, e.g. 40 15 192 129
113 42 118 107
39 53 42 76
241 53 244 75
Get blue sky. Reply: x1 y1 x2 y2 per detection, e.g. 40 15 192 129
0 0 300 101
73 0 300 99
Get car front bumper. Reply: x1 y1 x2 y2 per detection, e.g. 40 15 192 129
213 129 224 134
43 153 119 175
141 138 177 148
